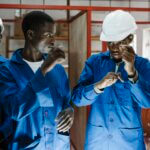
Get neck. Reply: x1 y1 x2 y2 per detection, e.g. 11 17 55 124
113 58 122 64
22 43 43 62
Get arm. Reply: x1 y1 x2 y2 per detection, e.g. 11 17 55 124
0 47 66 121
0 66 53 121
129 56 150 108
61 66 71 110
53 65 74 133
120 45 150 107
72 56 100 107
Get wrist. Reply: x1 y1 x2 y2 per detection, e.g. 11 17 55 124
128 70 138 83
94 84 104 94
126 66 136 76
128 69 136 78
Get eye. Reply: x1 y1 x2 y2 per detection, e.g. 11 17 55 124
47 33 54 38
42 33 55 38
108 42 113 46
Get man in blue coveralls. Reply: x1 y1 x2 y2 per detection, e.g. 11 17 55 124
0 18 13 149
72 10 150 150
0 11 74 149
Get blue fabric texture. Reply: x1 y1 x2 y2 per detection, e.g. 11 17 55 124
72 51 150 150
0 55 12 145
0 56 7 63
0 49 71 150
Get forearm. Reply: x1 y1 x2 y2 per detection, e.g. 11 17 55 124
72 84 100 107
130 74 150 108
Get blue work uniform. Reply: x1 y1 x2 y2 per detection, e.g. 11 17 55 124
0 55 7 64
0 49 71 150
0 55 13 149
72 51 150 150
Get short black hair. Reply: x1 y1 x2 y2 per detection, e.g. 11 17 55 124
22 11 54 36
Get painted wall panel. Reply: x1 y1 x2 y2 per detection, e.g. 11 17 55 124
69 12 87 150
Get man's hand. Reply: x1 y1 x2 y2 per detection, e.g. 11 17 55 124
55 107 74 133
95 72 119 90
41 47 65 76
120 45 136 76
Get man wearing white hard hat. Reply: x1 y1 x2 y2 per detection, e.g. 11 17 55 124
72 10 150 150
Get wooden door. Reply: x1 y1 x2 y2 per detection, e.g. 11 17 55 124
69 11 87 150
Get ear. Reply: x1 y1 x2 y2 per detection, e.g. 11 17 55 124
26 30 34 40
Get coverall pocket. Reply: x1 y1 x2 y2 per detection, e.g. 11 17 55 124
85 123 105 145
119 127 143 143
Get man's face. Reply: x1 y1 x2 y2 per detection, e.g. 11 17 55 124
31 22 55 53
107 34 133 61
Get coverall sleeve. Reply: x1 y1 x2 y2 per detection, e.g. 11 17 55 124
72 56 100 107
56 65 71 109
0 65 54 121
130 57 150 108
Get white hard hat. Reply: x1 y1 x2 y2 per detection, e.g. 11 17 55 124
100 10 137 42
0 18 4 33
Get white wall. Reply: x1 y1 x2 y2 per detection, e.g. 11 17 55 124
136 24 150 56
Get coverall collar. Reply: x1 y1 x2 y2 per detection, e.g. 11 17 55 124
11 48 47 64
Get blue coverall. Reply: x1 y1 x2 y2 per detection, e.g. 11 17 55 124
0 55 13 147
0 49 71 150
72 51 150 150
0 56 6 63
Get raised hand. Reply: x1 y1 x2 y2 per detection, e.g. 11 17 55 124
95 72 119 90
120 45 136 76
41 47 65 75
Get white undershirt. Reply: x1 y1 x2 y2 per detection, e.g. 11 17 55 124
23 59 44 73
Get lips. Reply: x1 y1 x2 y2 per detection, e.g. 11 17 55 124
112 52 120 55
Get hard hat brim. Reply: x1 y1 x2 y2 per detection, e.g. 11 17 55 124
0 18 4 33
100 27 137 42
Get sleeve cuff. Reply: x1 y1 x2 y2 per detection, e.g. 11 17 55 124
94 86 104 94
83 84 100 100
128 70 138 84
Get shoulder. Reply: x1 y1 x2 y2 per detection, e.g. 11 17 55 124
135 55 150 67
0 56 7 64
86 51 110 66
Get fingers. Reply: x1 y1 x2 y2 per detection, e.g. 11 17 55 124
105 72 124 86
61 119 73 133
55 108 74 132
41 47 65 74
48 47 65 61
55 111 65 122
57 116 73 132
106 72 119 80
120 45 135 62
117 73 124 83
57 114 69 129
